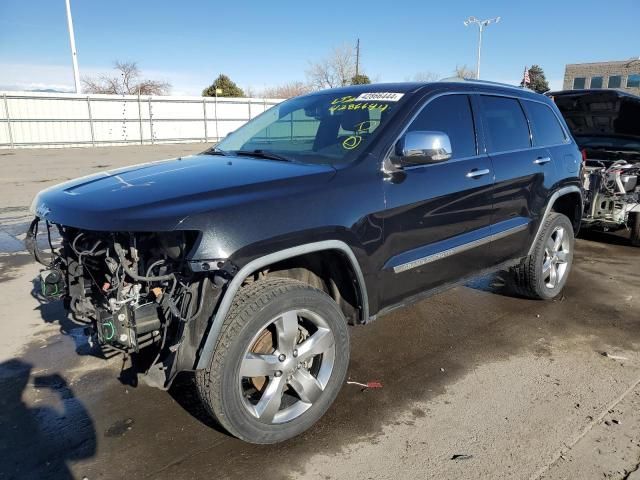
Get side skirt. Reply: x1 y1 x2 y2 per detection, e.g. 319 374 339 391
368 257 523 322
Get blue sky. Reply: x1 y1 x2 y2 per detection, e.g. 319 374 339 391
1 0 638 95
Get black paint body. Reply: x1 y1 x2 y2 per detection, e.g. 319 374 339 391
33 82 582 323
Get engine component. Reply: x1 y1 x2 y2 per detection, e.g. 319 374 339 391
582 159 640 229
97 302 162 351
39 268 66 299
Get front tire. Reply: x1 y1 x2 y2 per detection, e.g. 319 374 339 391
511 212 575 300
196 278 350 444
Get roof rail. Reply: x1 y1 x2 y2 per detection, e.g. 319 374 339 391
438 77 531 92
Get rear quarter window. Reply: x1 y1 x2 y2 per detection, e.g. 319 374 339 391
479 95 531 152
522 100 567 147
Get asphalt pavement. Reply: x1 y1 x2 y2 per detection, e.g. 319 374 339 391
1 145 639 480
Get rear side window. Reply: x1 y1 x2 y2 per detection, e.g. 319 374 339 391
523 100 567 146
406 95 476 159
479 96 531 152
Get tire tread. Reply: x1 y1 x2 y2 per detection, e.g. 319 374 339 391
195 277 331 440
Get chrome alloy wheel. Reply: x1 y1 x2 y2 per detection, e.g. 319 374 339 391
238 309 336 424
542 226 570 289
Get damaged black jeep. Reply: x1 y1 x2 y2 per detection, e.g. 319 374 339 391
28 81 583 443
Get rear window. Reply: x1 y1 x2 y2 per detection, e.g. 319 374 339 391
479 96 531 153
523 100 566 147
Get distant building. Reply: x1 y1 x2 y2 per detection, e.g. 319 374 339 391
563 59 640 95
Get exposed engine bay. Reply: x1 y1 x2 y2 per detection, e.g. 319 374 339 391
551 89 640 235
582 155 640 229
25 222 224 386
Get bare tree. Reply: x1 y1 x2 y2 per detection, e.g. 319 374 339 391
306 44 357 90
262 81 312 99
454 64 476 80
409 71 441 82
82 61 171 95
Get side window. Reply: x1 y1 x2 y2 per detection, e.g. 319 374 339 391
523 101 567 147
479 95 531 152
406 95 477 159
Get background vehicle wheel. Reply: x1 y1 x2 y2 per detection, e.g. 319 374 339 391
630 213 640 247
195 278 350 444
510 212 575 300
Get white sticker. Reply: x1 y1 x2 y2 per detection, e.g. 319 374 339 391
355 92 404 102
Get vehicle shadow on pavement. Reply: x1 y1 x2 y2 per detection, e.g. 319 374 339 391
168 372 232 435
0 359 96 480
578 229 634 247
29 280 105 358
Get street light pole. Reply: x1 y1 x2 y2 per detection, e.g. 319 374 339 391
65 0 81 93
463 16 501 80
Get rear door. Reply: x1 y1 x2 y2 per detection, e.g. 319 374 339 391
380 93 494 309
475 94 552 264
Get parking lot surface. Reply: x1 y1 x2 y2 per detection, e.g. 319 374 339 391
1 145 639 480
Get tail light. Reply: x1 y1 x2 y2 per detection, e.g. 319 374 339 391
581 149 588 162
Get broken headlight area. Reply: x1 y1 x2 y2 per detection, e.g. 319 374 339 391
27 221 208 356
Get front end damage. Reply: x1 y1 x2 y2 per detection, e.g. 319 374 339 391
582 156 640 230
26 220 228 388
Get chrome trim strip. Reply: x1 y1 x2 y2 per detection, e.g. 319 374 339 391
393 223 528 274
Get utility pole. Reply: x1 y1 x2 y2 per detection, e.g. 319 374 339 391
355 38 360 78
65 0 81 93
463 16 501 80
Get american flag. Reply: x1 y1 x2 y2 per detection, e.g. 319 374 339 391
522 66 531 86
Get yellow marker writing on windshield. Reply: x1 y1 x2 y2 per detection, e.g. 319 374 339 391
342 135 362 150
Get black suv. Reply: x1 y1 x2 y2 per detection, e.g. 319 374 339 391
28 80 583 444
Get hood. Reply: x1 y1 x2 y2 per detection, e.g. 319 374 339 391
551 89 640 144
32 154 336 231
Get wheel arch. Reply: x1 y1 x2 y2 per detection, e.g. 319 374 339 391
195 240 368 370
528 185 583 256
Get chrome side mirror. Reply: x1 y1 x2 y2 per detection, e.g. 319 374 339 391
393 131 453 167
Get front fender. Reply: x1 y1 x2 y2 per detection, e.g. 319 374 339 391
193 240 368 370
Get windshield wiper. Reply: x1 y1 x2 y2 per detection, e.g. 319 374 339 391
233 149 292 162
203 147 230 156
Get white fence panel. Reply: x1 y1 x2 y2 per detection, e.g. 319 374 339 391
0 91 284 149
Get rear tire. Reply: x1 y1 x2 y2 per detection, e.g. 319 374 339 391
630 212 640 247
511 213 575 300
195 278 350 444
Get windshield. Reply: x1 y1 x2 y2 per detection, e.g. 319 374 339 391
214 91 406 165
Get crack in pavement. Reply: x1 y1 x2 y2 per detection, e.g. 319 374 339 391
531 373 640 480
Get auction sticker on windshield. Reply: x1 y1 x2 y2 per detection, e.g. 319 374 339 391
355 92 404 102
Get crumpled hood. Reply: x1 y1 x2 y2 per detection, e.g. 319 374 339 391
32 154 336 231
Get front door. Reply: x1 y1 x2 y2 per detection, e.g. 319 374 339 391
380 94 495 310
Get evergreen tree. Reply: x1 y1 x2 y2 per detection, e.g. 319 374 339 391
526 65 550 93
202 74 245 97
351 74 371 85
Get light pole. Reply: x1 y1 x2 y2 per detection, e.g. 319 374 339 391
463 16 501 80
64 0 81 93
